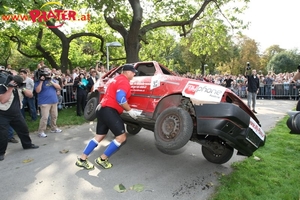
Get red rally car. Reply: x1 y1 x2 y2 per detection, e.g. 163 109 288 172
84 61 266 164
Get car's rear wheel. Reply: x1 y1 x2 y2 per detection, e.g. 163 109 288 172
84 97 98 121
126 124 142 135
154 107 193 151
201 140 234 164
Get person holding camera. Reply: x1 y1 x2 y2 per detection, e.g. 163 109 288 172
244 63 259 114
95 62 106 79
34 67 62 138
0 73 39 161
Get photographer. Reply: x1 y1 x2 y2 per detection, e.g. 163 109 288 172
0 72 39 161
34 67 62 138
95 62 106 79
244 62 259 114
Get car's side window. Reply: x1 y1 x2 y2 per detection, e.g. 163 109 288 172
136 64 156 76
159 65 172 75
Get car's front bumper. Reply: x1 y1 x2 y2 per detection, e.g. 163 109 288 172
194 103 266 156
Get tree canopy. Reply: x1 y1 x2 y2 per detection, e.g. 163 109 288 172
0 0 299 75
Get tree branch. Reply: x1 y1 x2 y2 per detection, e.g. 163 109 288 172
140 0 213 36
105 16 128 38
68 32 106 56
6 34 42 58
46 21 67 40
35 28 59 68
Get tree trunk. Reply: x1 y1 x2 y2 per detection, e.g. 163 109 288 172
60 40 70 72
124 36 140 63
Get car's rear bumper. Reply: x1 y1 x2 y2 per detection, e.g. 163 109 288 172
194 103 266 156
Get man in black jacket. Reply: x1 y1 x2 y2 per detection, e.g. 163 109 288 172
0 74 39 161
87 70 98 93
245 68 260 114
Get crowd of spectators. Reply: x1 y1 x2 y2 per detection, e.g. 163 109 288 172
180 70 300 99
4 62 300 123
2 61 108 135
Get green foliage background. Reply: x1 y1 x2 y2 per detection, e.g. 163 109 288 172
0 0 299 75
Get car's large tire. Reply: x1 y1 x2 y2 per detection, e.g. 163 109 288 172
84 97 98 121
201 140 234 164
126 124 142 135
154 107 193 151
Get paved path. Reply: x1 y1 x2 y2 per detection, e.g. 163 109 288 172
0 100 296 200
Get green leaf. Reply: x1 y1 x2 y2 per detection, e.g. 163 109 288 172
129 184 144 192
22 158 34 163
113 184 126 193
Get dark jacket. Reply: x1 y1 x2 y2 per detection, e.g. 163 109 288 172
87 76 98 92
73 77 88 96
245 75 259 93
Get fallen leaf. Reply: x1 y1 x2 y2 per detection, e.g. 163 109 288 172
129 184 144 192
23 158 34 163
253 156 261 161
59 149 69 154
113 184 126 193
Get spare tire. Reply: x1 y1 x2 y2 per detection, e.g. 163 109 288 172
291 112 300 134
202 141 234 164
287 116 297 133
84 97 98 121
126 124 142 135
154 107 193 151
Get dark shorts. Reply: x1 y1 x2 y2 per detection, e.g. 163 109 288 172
96 106 125 136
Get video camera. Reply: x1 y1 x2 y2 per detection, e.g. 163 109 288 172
246 62 251 70
0 69 26 88
34 68 51 82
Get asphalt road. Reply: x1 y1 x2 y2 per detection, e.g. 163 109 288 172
1 99 296 200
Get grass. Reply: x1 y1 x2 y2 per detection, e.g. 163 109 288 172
211 115 300 200
24 105 90 133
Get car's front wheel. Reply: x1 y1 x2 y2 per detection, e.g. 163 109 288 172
154 107 193 151
201 140 234 164
84 97 98 121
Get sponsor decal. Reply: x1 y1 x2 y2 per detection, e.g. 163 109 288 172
249 118 265 140
182 81 226 102
150 75 161 90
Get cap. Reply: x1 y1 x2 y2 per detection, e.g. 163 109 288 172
122 64 138 73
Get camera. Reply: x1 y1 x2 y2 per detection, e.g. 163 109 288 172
246 62 251 70
0 69 26 88
34 68 51 82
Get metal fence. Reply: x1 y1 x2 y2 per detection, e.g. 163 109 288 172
61 84 77 107
232 83 300 100
60 83 300 108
